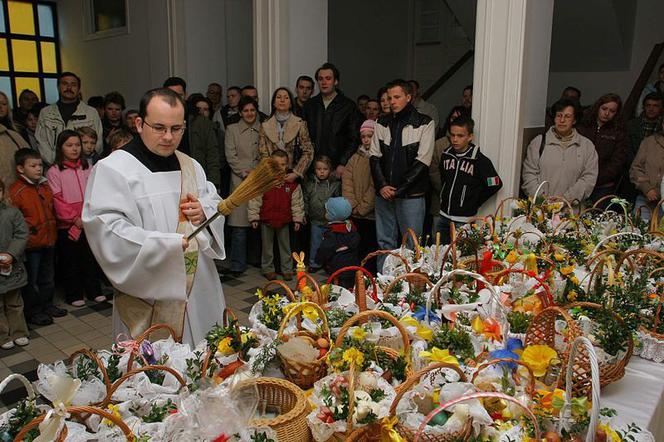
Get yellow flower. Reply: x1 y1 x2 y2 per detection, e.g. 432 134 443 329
471 316 485 334
217 336 234 355
506 250 519 264
418 347 459 366
521 345 557 377
352 327 367 341
560 265 575 276
524 253 538 272
241 331 254 344
302 305 319 322
256 289 264 300
598 423 622 442
400 316 433 342
567 290 578 302
553 252 565 262
570 276 579 285
342 348 365 368
102 403 122 426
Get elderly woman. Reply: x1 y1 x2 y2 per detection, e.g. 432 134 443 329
224 96 261 276
258 87 313 183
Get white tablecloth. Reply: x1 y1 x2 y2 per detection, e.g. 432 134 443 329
602 356 664 440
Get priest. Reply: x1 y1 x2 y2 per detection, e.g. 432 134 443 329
82 88 225 346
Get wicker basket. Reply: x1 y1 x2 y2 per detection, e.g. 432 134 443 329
361 250 412 275
277 302 331 389
335 309 412 384
200 307 248 380
490 267 555 309
100 364 187 408
388 362 469 442
125 323 180 371
236 377 312 442
66 348 112 401
327 265 378 304
471 357 536 397
15 405 134 442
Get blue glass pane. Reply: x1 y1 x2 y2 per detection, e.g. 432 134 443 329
0 77 12 104
0 6 5 33
37 4 54 38
44 78 58 104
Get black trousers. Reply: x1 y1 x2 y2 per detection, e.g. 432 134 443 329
57 230 102 303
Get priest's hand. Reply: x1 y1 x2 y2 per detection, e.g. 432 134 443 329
180 193 206 226
181 237 189 251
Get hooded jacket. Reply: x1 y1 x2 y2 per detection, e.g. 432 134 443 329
9 175 57 249
369 103 435 198
630 133 664 198
303 175 341 225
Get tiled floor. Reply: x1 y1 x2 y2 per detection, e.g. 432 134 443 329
0 264 328 413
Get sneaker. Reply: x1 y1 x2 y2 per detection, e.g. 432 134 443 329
1 341 14 350
281 272 293 281
70 300 85 307
28 313 53 326
93 295 107 303
44 305 68 318
14 337 29 346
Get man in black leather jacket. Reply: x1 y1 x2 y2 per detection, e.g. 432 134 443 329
369 79 435 270
302 63 362 177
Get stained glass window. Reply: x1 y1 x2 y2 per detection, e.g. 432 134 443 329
0 0 60 107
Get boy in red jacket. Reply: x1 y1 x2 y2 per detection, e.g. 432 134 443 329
9 149 67 325
248 151 305 280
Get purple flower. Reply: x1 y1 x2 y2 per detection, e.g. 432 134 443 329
140 340 157 365
506 337 524 352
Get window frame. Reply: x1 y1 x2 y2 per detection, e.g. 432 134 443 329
83 0 129 41
0 0 61 108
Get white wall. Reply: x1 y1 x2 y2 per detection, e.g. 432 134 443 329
547 0 664 106
287 0 327 90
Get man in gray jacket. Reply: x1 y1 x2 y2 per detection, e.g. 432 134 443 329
522 99 598 203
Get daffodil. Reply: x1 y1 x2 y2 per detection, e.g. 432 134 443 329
471 316 485 334
241 332 254 344
102 403 122 426
342 348 365 368
524 253 538 272
521 345 557 377
217 336 234 355
570 276 579 285
598 423 622 441
400 316 433 341
535 388 565 415
302 305 319 322
553 252 565 262
567 290 578 302
352 327 367 341
560 265 575 276
418 347 459 366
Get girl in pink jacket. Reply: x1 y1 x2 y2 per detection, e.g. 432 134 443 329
46 130 105 307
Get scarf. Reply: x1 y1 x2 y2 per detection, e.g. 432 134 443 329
62 159 82 169
640 115 662 139
275 111 291 149
553 128 576 149
358 144 371 157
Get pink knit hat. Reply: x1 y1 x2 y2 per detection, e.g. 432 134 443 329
360 119 375 134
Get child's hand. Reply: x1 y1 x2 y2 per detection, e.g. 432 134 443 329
294 222 301 232
251 222 259 229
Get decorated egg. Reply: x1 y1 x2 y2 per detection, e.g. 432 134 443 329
427 410 448 426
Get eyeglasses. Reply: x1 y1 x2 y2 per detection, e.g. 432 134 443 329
143 120 186 135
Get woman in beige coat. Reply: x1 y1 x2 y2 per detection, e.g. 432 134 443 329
630 123 664 222
258 87 314 182
224 97 261 275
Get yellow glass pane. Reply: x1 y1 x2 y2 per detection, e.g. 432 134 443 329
40 42 56 73
0 39 8 71
8 1 35 35
15 77 41 100
11 40 38 72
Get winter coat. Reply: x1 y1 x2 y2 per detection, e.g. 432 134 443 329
36 101 103 165
8 175 57 249
189 115 221 189
248 182 305 229
521 128 598 202
342 149 375 219
225 119 261 227
302 91 363 167
577 122 629 188
369 104 435 198
0 124 29 190
438 143 502 222
258 115 314 178
429 136 451 216
315 221 360 289
45 161 92 229
0 202 28 294
303 175 341 225
630 133 664 198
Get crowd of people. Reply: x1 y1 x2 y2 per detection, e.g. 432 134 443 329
0 60 663 349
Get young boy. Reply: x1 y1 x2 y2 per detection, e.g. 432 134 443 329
436 115 502 244
108 128 134 153
248 151 305 280
77 126 100 165
9 149 67 326
315 197 360 289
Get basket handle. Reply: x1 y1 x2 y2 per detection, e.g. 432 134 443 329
335 309 411 358
388 362 466 416
490 268 554 308
361 250 411 274
0 373 35 401
650 198 664 232
262 279 297 302
471 358 536 397
414 392 541 442
101 365 187 408
327 266 378 303
401 228 422 262
296 273 323 302
67 349 112 394
126 323 180 371
277 301 330 344
15 405 134 442
383 272 433 298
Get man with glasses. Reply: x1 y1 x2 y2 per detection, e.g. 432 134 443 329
82 88 226 346
522 98 598 203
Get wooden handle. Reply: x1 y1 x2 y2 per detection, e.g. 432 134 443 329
277 302 330 347
361 250 411 273
327 266 378 303
263 279 297 301
401 228 421 261
101 365 186 408
126 323 180 371
335 310 410 357
67 349 112 393
382 272 433 298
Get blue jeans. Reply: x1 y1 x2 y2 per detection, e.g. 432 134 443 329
230 227 248 272
433 216 465 245
23 248 56 317
309 223 326 267
375 196 425 271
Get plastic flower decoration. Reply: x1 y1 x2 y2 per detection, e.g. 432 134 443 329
535 388 565 415
412 305 441 324
302 305 319 323
560 265 575 276
598 423 621 441
217 336 234 355
352 327 367 341
102 403 122 426
400 315 433 341
521 344 557 377
553 252 565 262
472 316 502 342
505 250 519 265
418 347 459 366
342 348 365 368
